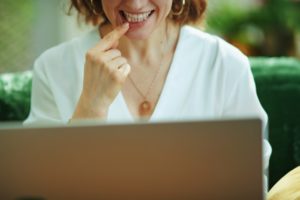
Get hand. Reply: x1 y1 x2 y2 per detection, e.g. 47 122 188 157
71 23 130 120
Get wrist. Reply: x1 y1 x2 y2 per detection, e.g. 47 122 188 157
71 95 109 120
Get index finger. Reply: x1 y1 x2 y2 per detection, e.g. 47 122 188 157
97 23 129 51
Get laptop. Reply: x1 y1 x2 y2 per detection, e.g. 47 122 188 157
0 118 264 200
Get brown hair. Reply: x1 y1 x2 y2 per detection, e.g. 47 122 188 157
68 0 207 26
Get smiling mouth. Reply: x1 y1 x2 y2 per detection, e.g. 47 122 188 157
120 10 155 23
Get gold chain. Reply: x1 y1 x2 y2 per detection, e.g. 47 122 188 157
128 22 170 102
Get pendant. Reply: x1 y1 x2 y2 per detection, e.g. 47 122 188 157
139 101 152 116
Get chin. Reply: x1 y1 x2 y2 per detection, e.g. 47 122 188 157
125 29 153 40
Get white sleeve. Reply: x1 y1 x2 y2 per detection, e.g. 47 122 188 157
222 57 272 192
23 58 63 125
223 58 267 130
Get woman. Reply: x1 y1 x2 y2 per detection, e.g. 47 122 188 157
25 0 271 190
25 0 266 122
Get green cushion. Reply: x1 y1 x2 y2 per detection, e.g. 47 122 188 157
250 57 300 188
0 71 32 121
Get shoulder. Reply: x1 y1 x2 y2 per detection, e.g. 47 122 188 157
181 25 247 60
180 25 250 74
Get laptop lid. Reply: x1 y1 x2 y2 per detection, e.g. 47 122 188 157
0 118 263 200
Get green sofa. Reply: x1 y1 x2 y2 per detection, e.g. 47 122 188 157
250 57 300 188
0 57 300 188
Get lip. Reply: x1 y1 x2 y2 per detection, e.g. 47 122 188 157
119 10 155 28
122 10 153 15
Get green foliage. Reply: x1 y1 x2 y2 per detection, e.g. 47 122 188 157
0 0 36 73
206 3 250 36
207 0 300 56
248 0 300 32
207 0 300 34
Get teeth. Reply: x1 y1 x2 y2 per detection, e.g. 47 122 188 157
122 11 152 22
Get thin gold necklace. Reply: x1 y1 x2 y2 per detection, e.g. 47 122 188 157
128 23 169 117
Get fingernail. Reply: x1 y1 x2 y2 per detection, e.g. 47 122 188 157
122 22 129 28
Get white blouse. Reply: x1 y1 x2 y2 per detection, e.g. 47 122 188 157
24 25 272 187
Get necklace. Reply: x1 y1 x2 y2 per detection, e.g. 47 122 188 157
128 23 170 117
128 60 164 117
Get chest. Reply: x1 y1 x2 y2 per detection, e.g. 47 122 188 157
121 52 174 119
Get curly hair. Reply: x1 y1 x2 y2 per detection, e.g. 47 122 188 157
68 0 207 26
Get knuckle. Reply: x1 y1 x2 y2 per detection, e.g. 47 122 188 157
86 51 105 66
85 51 94 61
114 49 122 56
116 57 127 65
109 50 121 58
94 55 105 66
95 54 103 62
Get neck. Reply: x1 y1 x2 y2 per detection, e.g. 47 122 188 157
120 20 170 64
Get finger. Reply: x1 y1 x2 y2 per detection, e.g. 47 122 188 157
107 57 128 71
97 23 129 51
111 63 131 83
111 40 119 50
101 49 122 62
119 63 131 76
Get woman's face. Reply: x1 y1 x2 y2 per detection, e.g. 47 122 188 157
101 0 173 40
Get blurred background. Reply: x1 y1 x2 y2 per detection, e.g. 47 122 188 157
0 0 92 73
0 0 300 73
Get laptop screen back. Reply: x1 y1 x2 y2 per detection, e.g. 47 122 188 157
0 119 263 200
